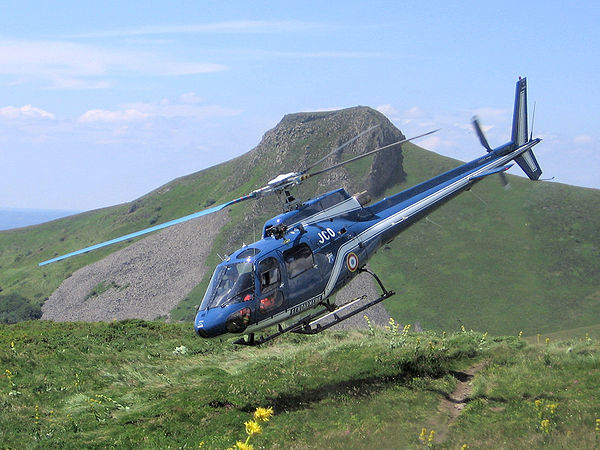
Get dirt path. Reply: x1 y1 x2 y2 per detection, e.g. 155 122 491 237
433 360 487 444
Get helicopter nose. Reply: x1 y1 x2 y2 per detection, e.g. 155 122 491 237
194 309 228 338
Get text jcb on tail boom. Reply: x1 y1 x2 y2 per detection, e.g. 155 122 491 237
40 78 542 346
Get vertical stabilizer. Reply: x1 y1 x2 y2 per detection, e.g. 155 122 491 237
512 77 528 147
511 77 542 180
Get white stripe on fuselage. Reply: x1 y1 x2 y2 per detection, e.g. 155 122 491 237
290 197 362 229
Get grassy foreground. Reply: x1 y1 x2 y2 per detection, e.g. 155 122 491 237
1 320 599 449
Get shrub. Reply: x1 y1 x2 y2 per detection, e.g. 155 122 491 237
0 293 42 323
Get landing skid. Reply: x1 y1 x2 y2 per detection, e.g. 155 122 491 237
234 268 395 346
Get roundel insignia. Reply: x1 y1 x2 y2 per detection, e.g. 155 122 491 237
346 252 359 272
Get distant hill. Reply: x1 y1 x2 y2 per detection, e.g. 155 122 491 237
1 106 598 336
0 208 79 231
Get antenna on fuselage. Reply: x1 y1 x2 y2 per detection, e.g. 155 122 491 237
529 101 537 141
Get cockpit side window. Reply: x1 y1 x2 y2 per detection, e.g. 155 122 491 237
283 244 314 279
258 257 281 292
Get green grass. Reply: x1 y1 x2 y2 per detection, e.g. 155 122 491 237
1 320 599 448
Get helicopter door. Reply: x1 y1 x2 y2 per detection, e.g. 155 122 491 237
257 256 285 316
283 243 323 300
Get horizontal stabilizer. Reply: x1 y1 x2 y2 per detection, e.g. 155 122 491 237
469 164 513 181
514 149 542 180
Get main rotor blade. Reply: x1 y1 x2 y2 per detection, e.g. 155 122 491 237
300 124 380 174
39 193 256 266
307 129 439 179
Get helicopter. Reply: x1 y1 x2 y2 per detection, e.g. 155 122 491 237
40 77 542 346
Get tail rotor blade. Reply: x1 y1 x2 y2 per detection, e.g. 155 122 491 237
499 171 511 190
472 116 492 152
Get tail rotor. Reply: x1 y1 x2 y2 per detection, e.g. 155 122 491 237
472 116 510 189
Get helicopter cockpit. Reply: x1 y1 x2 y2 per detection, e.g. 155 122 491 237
199 261 255 310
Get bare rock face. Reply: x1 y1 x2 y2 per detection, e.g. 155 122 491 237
42 210 228 322
251 106 407 198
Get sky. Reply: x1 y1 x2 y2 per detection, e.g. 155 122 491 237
1 0 599 211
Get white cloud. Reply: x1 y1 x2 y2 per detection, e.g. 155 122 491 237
419 136 441 150
47 77 113 90
472 107 509 119
574 135 593 145
79 108 150 123
179 92 204 104
404 106 425 118
0 39 227 89
0 105 55 120
376 104 400 117
78 97 241 123
66 20 329 38
377 104 428 125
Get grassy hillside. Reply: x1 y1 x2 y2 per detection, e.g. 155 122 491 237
1 320 599 448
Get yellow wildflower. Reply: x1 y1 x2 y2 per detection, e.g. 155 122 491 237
428 429 435 443
419 427 427 442
461 445 468 450
234 441 253 450
245 420 262 436
547 403 557 415
540 419 551 434
595 418 600 432
545 337 550 345
518 331 523 338
253 407 274 422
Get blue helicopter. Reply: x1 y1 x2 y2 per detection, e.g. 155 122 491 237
41 78 542 346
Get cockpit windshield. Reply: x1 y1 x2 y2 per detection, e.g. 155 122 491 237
200 262 255 310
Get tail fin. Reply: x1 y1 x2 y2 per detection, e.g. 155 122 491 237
512 78 528 147
511 77 542 180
